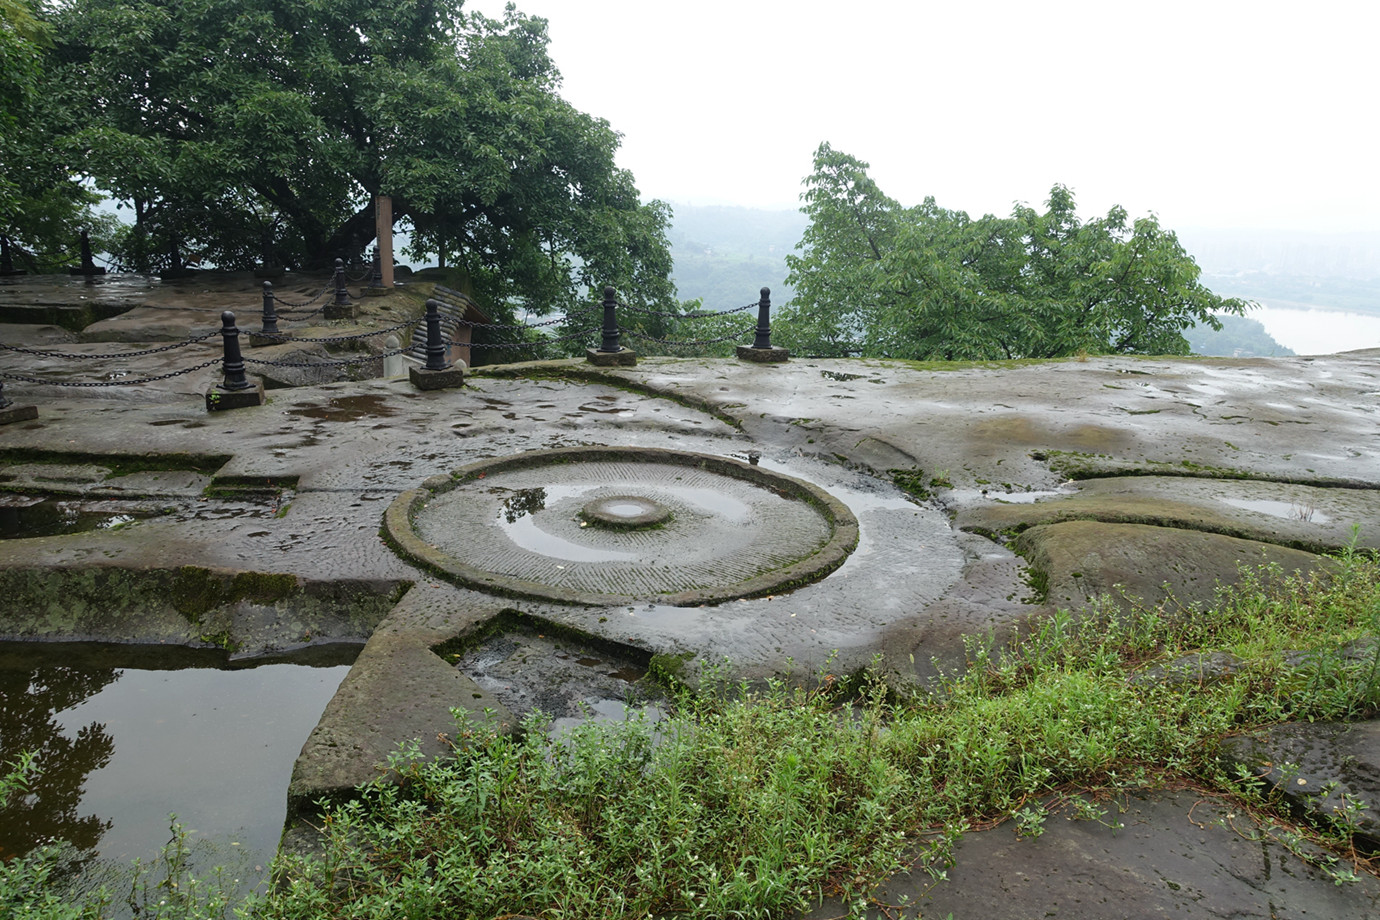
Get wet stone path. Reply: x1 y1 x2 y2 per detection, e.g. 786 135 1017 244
1 277 1379 917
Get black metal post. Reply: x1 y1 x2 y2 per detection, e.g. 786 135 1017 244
0 235 13 275
260 282 280 335
423 299 449 370
752 286 773 349
599 285 621 352
218 311 253 390
333 258 351 306
79 229 97 273
368 246 384 290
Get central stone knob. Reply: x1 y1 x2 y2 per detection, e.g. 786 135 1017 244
580 495 672 530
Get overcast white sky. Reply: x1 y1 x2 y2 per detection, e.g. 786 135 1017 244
467 0 1378 233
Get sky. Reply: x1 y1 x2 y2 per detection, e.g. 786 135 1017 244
466 0 1379 233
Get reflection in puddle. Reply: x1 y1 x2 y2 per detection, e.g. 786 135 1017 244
0 497 144 539
1219 497 1332 523
499 487 547 523
0 643 352 898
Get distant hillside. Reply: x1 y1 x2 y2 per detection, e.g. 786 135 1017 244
667 204 804 308
1186 314 1294 357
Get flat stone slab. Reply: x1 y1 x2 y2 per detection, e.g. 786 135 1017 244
1013 520 1330 611
288 631 516 812
956 475 1380 553
801 789 1380 919
1221 721 1380 852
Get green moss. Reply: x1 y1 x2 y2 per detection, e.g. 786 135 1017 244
888 467 931 501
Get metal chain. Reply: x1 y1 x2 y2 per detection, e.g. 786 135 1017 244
0 358 222 387
251 316 416 344
271 285 331 308
618 301 757 319
0 329 219 359
471 326 600 349
621 325 755 347
245 347 410 369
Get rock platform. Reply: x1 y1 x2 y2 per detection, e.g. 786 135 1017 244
2 273 1379 916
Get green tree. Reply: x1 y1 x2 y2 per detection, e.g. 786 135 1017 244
47 0 674 317
0 0 113 272
780 143 1248 359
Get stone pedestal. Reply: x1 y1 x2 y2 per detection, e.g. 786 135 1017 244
205 378 266 412
585 347 637 367
409 364 465 390
323 303 356 321
736 345 790 363
0 404 38 424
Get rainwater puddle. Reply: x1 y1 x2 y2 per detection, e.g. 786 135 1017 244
447 629 663 735
947 488 1074 505
1219 497 1332 523
0 642 352 901
284 394 396 421
0 497 152 538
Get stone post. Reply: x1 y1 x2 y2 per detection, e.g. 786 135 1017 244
375 195 395 288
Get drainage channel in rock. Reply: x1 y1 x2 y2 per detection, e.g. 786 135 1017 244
389 447 859 606
442 627 666 736
0 640 355 901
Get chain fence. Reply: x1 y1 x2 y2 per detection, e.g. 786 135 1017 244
1 282 783 404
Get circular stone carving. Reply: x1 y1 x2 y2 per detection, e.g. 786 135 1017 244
385 447 858 606
580 496 672 530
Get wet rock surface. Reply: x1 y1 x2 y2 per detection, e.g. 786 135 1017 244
802 790 1380 919
2 274 1379 916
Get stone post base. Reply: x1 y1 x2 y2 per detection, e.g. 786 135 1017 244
323 303 356 321
0 404 38 424
736 345 790 363
363 285 391 297
586 347 637 367
206 378 266 412
410 364 465 390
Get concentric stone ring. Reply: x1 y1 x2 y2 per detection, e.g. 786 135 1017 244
580 495 672 530
384 447 858 606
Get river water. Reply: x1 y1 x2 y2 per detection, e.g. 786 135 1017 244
1252 306 1380 355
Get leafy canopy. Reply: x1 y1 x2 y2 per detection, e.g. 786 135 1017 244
41 0 673 317
0 0 116 271
779 143 1248 359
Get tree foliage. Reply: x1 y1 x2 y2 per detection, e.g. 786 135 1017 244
42 0 673 317
779 144 1248 359
0 0 114 271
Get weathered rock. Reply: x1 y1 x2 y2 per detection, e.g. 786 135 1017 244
955 475 1380 553
799 790 1380 919
287 631 516 814
1221 721 1380 853
1013 520 1330 612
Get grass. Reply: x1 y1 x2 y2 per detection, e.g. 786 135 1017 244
6 542 1380 919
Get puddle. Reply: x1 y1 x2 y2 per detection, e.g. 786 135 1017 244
0 642 353 901
446 629 663 733
284 394 396 421
0 496 156 538
820 370 864 382
1219 497 1332 523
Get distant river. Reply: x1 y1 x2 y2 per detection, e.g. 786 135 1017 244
1252 306 1380 356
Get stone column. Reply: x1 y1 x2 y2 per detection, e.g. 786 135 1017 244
375 195 395 288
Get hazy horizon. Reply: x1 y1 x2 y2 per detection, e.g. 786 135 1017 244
466 0 1379 237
